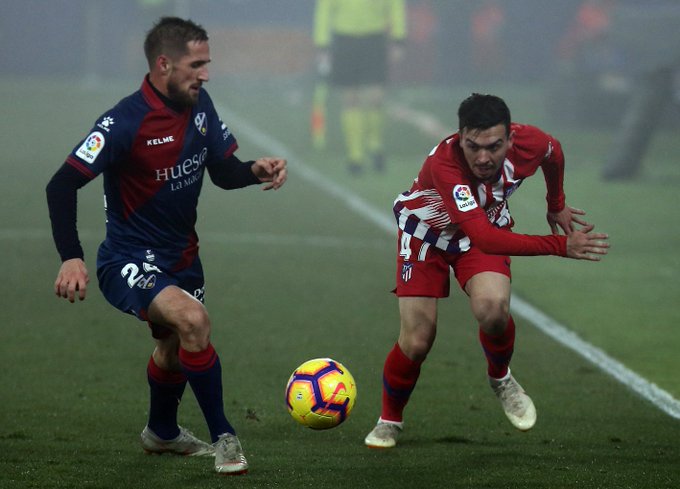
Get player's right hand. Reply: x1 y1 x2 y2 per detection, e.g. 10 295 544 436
54 258 89 302
565 224 609 261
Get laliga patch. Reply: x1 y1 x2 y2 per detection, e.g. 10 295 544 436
453 185 478 212
76 131 105 164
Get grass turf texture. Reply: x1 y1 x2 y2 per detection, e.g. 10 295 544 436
1 77 679 488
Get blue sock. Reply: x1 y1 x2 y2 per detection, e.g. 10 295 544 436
146 356 186 440
179 344 235 442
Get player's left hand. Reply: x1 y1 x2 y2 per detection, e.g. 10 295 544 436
565 224 609 261
547 206 589 235
252 157 287 190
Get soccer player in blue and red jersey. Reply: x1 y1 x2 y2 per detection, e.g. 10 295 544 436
364 93 609 448
45 17 287 475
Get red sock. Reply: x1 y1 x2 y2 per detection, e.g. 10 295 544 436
381 343 422 422
479 315 516 379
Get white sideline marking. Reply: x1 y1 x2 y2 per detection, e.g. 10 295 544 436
511 297 680 420
217 103 680 420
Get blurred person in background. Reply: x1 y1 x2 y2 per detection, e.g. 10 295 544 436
601 63 678 180
46 17 287 475
557 0 615 68
470 0 506 78
599 1 680 180
549 0 623 127
313 0 406 176
364 93 609 448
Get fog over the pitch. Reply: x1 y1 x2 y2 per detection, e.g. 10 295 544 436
3 1 677 123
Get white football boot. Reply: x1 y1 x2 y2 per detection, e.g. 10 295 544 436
213 433 249 475
141 425 215 456
364 419 403 448
489 369 537 431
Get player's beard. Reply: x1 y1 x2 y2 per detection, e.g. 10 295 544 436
167 80 199 109
473 163 499 181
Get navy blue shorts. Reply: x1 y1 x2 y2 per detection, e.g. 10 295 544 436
97 243 205 337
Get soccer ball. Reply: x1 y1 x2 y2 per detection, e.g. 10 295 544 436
285 358 357 429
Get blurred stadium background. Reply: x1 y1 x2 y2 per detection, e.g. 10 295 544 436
2 1 680 487
5 1 679 108
4 0 680 177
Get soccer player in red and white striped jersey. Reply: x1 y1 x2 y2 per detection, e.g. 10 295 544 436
365 93 609 449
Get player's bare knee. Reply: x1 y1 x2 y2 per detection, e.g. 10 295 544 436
404 337 433 362
473 297 509 334
175 305 211 345
399 323 436 361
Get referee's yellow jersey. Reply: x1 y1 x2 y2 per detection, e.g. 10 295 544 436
314 0 407 47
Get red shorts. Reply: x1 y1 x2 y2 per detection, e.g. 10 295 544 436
394 229 512 298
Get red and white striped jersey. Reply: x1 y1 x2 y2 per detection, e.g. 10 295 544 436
393 123 567 256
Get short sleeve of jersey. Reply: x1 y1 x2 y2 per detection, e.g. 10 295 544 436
67 106 133 179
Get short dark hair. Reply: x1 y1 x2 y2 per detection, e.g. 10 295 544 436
458 93 511 135
143 17 209 68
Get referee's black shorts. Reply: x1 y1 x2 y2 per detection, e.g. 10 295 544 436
330 33 388 87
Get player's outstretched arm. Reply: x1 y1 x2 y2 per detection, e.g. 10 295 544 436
252 157 288 190
565 224 609 261
54 258 89 303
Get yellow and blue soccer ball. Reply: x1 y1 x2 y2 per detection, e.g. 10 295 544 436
285 358 357 429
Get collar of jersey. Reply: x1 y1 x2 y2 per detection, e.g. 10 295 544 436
141 75 188 114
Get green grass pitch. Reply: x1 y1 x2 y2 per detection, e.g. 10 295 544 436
1 77 679 488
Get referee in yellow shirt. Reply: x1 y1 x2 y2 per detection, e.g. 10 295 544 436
314 0 407 175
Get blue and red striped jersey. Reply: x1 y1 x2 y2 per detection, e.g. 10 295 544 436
65 77 240 270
